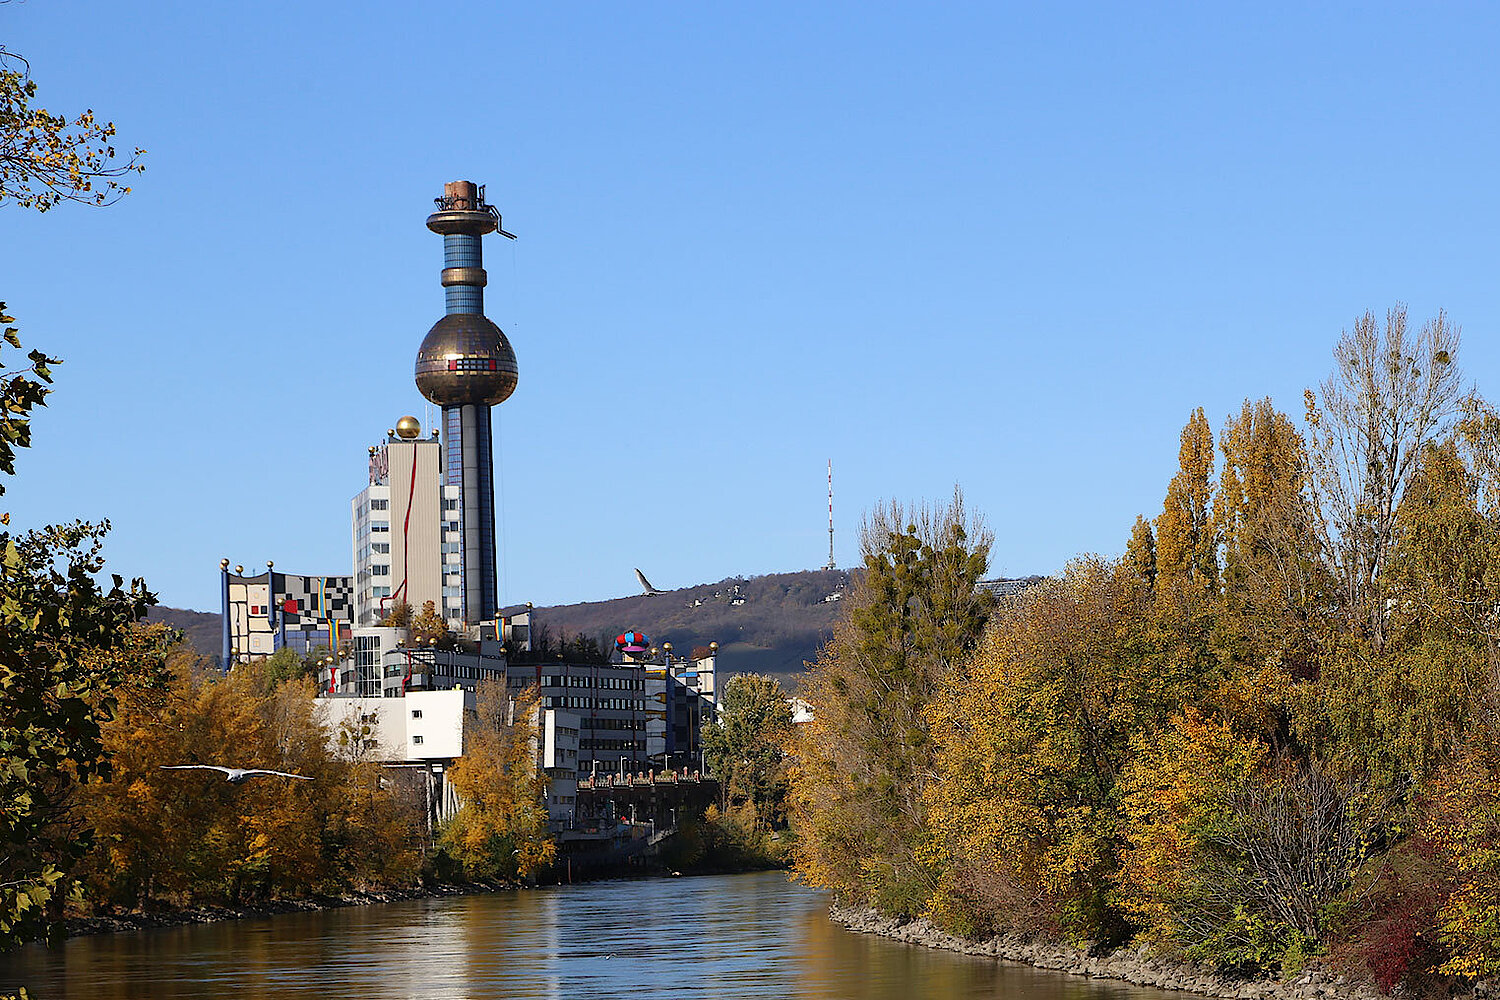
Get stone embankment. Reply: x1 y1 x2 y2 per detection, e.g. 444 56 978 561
830 906 1392 1000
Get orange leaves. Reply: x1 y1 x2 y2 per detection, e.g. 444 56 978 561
441 682 554 880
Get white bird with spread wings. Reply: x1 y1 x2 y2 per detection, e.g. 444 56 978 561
160 765 313 784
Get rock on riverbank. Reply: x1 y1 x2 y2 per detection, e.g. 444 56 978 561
829 905 1389 1000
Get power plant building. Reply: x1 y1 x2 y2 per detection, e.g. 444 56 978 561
220 563 353 663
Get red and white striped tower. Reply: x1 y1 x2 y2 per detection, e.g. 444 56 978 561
825 460 836 571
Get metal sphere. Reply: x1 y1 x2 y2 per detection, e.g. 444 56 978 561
395 415 421 439
414 314 518 407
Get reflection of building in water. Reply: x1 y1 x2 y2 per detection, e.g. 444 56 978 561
220 560 352 665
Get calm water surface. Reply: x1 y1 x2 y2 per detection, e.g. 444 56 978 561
1 872 1189 1000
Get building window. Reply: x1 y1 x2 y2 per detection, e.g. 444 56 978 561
372 564 390 576
372 521 390 533
371 499 389 511
412 735 424 745
412 709 423 719
373 542 390 554
445 521 460 533
443 498 459 511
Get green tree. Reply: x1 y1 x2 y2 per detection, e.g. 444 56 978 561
1124 514 1156 589
260 645 311 687
703 673 793 831
792 488 992 915
0 305 156 952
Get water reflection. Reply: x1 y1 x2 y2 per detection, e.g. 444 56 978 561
0 872 1192 1000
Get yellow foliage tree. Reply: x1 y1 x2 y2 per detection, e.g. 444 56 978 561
441 682 555 880
81 653 421 906
1156 408 1218 598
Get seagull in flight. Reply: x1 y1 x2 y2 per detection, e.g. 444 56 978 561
635 568 665 597
161 765 313 784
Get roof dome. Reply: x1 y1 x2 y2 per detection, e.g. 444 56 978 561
414 314 518 407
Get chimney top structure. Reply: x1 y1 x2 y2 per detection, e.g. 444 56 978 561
413 180 517 626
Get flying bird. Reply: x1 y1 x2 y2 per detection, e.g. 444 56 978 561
635 568 665 597
160 765 313 783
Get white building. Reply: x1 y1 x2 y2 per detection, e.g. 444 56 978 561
316 689 579 830
542 710 581 830
352 423 464 629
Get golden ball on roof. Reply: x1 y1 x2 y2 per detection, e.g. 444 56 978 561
395 415 422 439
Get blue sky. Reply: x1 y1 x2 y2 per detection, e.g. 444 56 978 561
4 3 1500 613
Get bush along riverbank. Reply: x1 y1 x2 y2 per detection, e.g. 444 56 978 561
829 906 1451 1000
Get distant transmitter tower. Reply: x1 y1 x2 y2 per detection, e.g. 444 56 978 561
414 181 518 625
825 460 836 571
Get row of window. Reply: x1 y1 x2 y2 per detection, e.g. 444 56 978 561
541 675 643 691
542 696 643 712
581 739 639 751
580 717 645 731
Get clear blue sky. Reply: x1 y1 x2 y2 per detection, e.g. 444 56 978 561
4 3 1500 613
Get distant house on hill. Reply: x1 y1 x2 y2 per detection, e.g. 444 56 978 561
789 697 815 726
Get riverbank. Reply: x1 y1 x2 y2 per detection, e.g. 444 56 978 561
67 882 516 938
830 906 1405 1000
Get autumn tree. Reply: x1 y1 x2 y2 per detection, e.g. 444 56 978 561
1124 515 1156 589
409 600 449 646
81 656 422 906
792 489 992 916
702 673 794 830
1156 408 1218 597
441 682 555 880
378 600 411 628
925 558 1175 943
0 520 156 948
1211 399 1330 701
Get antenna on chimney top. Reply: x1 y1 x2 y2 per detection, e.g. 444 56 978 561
825 460 836 571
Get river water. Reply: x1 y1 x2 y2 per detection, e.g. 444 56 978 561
0 871 1187 999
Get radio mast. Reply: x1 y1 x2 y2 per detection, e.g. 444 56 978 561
825 460 836 571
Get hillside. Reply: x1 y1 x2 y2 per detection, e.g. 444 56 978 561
530 569 853 681
146 605 223 663
148 569 1040 683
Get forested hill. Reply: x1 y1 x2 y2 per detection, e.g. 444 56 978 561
530 569 854 681
146 606 223 663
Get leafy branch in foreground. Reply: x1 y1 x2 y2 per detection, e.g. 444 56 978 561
0 48 144 212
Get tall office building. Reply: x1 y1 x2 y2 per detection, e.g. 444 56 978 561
413 180 518 627
351 417 463 628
